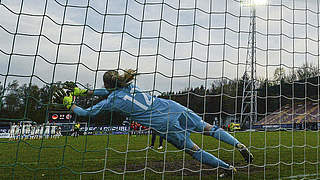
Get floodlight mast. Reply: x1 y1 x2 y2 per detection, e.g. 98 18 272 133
240 0 266 129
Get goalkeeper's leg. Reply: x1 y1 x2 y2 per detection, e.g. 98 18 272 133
166 132 236 175
191 146 235 171
188 138 237 177
182 111 253 163
204 124 254 163
192 148 237 177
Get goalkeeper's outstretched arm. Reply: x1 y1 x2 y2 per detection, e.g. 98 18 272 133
63 81 109 97
70 87 109 97
53 87 109 116
71 99 107 117
87 88 109 97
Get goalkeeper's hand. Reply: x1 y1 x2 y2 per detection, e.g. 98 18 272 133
63 81 88 96
52 87 67 104
63 94 74 109
53 88 74 109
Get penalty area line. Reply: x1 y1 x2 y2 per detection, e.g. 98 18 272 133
19 156 152 166
282 173 318 179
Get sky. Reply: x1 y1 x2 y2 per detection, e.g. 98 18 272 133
0 0 319 94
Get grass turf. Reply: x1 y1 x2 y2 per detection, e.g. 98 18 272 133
0 130 319 179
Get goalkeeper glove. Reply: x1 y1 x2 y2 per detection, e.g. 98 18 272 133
63 94 74 109
52 87 67 104
73 87 88 96
63 81 88 96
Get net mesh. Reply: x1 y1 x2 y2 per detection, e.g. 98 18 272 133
0 0 320 179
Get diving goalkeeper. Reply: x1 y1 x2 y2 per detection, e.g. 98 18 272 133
54 69 253 176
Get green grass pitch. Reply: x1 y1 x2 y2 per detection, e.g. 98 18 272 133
0 131 319 179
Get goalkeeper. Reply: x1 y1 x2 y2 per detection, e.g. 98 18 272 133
54 69 253 176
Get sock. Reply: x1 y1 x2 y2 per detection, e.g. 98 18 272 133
210 126 240 147
192 149 229 169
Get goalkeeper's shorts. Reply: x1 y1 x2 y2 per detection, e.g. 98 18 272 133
158 111 207 150
177 110 207 132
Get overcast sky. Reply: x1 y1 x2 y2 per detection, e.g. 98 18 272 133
0 0 319 93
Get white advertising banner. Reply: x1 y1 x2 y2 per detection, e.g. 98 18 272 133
0 133 10 138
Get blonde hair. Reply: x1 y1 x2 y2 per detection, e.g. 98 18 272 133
103 69 137 89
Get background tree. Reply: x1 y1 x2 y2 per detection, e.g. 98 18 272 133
273 67 286 84
1 62 319 126
0 82 3 109
296 62 319 80
0 82 3 94
5 80 21 112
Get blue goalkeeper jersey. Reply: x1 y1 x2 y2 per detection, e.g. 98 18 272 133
73 84 189 131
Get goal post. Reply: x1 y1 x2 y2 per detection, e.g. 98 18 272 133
0 0 320 179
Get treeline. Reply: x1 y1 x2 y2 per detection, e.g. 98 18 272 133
0 81 106 125
1 63 319 126
0 80 51 124
159 63 320 125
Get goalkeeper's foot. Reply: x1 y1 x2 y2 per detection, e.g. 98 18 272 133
219 165 237 178
237 143 254 163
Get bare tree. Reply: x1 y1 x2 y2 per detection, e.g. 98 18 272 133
273 67 286 83
296 62 319 80
0 82 3 109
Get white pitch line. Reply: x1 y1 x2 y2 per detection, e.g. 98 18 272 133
19 156 153 166
282 173 318 179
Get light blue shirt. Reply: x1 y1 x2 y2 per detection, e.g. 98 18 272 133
73 84 187 131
